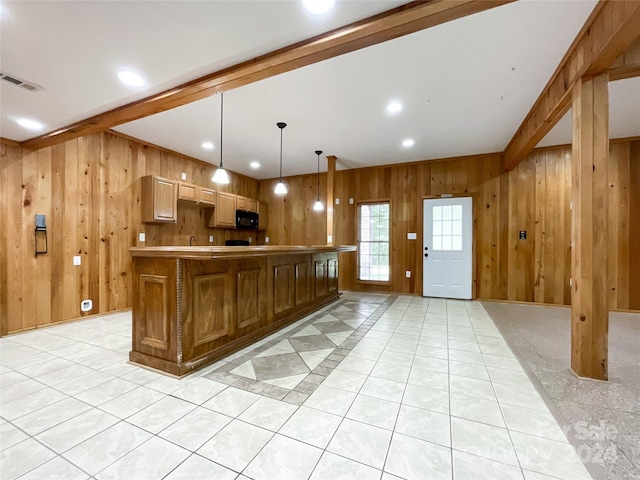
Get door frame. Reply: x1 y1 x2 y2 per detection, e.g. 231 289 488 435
419 194 477 299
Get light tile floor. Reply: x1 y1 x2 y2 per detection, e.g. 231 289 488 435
0 293 595 480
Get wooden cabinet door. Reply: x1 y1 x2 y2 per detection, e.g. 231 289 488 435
246 198 258 213
153 178 177 221
142 176 177 223
178 183 198 202
216 192 237 227
237 196 258 213
199 188 216 206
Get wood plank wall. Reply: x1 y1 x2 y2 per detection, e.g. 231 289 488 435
259 141 640 309
258 174 327 247
0 132 258 335
2 136 638 335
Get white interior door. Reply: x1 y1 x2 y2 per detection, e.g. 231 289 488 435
423 197 473 299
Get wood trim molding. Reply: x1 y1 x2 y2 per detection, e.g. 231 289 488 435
21 0 512 151
0 137 21 147
503 1 640 171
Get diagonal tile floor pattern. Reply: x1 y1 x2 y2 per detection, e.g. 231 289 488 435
0 292 595 480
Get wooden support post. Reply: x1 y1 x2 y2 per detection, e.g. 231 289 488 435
326 155 336 246
570 73 609 380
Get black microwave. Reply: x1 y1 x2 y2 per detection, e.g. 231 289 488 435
236 210 259 229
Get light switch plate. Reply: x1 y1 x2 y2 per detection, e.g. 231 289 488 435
407 232 417 240
349 198 354 204
73 255 81 266
335 198 340 205
265 236 270 243
405 271 411 278
209 235 213 243
139 233 145 242
327 235 333 243
181 172 187 180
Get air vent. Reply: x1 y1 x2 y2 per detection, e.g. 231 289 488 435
0 72 43 92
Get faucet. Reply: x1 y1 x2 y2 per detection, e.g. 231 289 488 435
189 236 197 246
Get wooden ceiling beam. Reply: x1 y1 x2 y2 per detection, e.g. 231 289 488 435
609 36 640 81
22 0 512 151
503 1 640 171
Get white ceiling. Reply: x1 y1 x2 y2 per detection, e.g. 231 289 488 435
2 0 637 180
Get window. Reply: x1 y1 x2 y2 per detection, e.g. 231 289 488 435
358 202 390 281
431 204 463 251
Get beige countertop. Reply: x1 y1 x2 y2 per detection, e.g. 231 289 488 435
129 245 356 260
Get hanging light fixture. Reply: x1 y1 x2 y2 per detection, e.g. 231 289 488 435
274 122 288 195
212 92 230 184
313 150 324 211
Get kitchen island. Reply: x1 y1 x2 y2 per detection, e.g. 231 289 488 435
128 245 356 376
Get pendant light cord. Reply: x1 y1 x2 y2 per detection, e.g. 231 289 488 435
317 153 320 200
219 92 224 168
279 127 283 181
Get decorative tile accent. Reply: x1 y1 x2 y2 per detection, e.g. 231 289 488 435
288 334 337 352
196 297 395 410
251 353 310 381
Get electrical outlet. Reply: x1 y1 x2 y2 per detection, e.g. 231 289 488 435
335 198 340 205
73 255 81 266
248 236 252 244
405 271 411 278
327 235 333 243
181 172 187 180
349 198 354 205
139 233 145 242
209 235 214 243
81 299 92 312
265 236 270 243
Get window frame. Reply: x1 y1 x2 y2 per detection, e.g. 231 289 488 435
356 200 391 285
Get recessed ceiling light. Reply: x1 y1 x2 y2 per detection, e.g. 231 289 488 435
387 101 402 114
402 139 415 148
303 0 334 15
250 161 260 169
202 141 214 150
16 117 44 131
117 70 145 87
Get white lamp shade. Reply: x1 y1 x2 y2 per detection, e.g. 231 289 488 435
313 200 324 211
212 167 230 184
274 181 288 195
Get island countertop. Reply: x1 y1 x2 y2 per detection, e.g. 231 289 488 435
129 244 356 260
128 244 355 376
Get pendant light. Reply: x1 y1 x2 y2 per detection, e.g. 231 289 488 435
212 92 230 184
313 150 324 211
274 122 288 195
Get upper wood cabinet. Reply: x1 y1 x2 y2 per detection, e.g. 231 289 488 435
258 201 268 230
237 196 257 213
141 176 177 223
215 192 237 227
199 187 216 206
178 182 198 202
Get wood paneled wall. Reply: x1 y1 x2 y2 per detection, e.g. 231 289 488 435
331 154 508 299
2 135 638 334
260 140 640 310
258 174 327 247
0 132 258 334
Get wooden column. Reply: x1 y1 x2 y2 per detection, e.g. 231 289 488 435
570 73 609 380
326 155 336 246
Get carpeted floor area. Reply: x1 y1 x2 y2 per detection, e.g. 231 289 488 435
482 302 640 480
